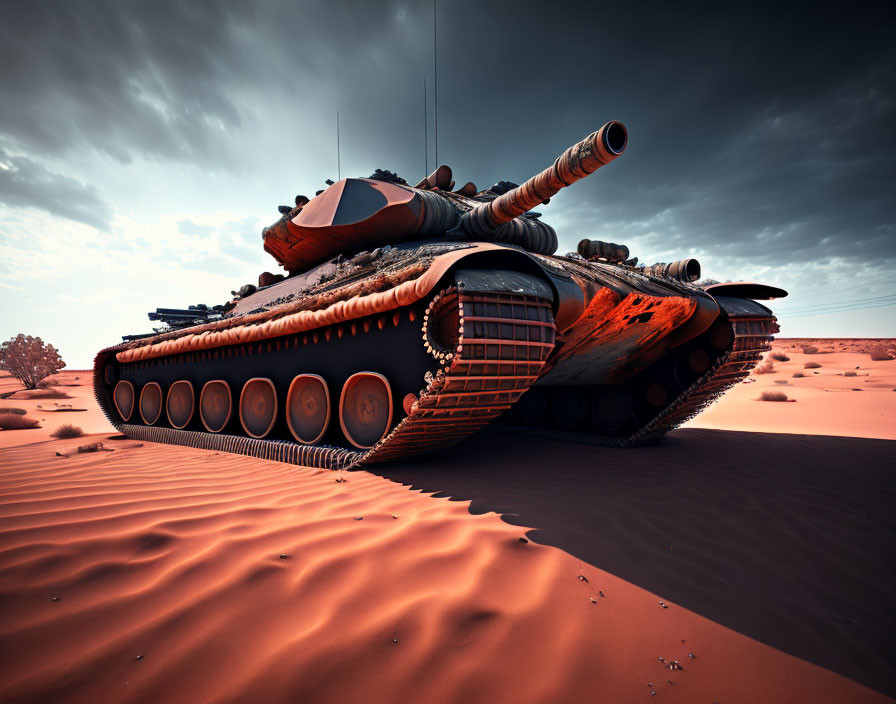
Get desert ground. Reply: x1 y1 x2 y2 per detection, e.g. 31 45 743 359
1 340 894 703
684 338 896 440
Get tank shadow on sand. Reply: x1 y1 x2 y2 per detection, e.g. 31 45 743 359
373 426 896 697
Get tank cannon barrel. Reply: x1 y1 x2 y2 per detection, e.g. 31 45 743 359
642 259 701 282
459 121 627 238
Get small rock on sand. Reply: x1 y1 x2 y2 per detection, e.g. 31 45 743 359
78 442 106 453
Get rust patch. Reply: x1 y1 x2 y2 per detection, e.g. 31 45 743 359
540 290 697 385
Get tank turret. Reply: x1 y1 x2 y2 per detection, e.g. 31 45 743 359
261 122 627 274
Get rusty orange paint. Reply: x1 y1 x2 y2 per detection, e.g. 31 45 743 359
539 289 698 385
264 178 424 272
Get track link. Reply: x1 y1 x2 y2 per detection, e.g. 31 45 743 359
95 289 555 469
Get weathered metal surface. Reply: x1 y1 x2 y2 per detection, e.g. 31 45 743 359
641 259 701 282
578 239 630 263
535 287 712 386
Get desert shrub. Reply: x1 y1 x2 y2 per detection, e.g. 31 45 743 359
759 391 790 402
0 334 66 390
754 360 775 374
792 372 805 378
804 361 822 369
869 345 894 361
802 345 819 354
0 407 27 415
51 424 84 439
0 414 40 430
770 352 790 362
844 371 857 377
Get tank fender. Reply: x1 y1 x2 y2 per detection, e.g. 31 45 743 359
705 282 788 301
453 268 553 298
432 243 584 330
713 295 773 318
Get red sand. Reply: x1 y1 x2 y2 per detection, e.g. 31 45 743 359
1 436 889 703
0 371 114 448
685 339 896 439
1 345 894 702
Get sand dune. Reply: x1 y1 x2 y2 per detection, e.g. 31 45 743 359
381 426 896 698
1 345 894 702
1 433 891 703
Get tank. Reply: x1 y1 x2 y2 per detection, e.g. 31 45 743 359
94 121 787 469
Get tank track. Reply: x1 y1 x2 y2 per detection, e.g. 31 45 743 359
627 313 776 443
94 288 555 470
504 308 777 447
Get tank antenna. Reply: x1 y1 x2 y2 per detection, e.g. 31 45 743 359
433 0 438 167
336 109 341 181
423 78 429 177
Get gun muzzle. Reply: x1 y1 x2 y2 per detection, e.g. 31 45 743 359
459 121 627 237
642 259 701 282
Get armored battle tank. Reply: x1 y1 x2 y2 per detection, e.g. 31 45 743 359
95 121 786 469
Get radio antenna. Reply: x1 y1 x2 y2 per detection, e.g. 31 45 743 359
424 78 429 177
433 0 438 167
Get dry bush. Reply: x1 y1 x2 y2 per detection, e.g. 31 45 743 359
754 360 776 374
770 352 790 362
792 372 805 378
804 361 822 369
0 334 66 389
0 407 27 415
51 424 84 439
0 414 40 430
844 370 857 377
759 391 790 402
802 345 819 354
869 345 894 361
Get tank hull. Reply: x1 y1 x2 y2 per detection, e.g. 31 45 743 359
95 241 777 468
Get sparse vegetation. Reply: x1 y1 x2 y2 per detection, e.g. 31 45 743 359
51 424 85 439
770 352 790 362
0 414 40 430
759 391 791 402
754 359 776 374
0 407 27 415
869 345 894 361
0 334 66 390
804 361 822 369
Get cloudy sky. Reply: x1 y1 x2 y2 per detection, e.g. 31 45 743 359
1 0 893 368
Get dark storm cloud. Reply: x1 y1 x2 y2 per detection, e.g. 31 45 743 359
0 1 893 265
0 145 112 230
0 0 256 166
